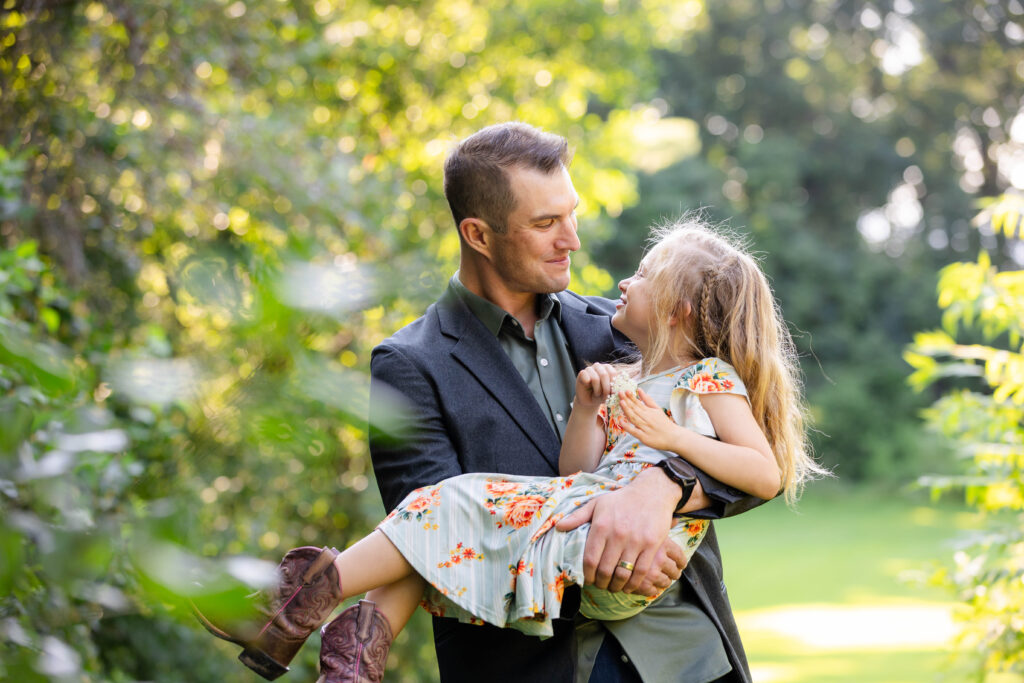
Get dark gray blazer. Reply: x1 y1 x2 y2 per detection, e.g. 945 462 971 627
369 285 760 683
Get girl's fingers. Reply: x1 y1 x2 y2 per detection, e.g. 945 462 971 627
619 392 648 424
623 422 652 445
584 364 613 399
598 364 615 397
637 388 659 409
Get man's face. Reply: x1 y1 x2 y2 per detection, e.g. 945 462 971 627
488 165 581 296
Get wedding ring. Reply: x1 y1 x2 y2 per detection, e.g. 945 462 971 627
617 560 636 572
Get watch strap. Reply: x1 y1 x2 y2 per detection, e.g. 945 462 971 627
655 457 697 515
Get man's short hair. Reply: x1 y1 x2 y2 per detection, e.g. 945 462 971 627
443 122 572 234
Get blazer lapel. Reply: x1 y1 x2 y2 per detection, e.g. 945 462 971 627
557 292 620 370
437 289 562 469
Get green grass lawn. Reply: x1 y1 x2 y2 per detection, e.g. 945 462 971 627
717 482 981 683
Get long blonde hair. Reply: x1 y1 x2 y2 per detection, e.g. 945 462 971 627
639 215 825 504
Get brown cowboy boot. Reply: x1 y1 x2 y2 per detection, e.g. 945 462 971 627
316 599 394 683
194 546 343 680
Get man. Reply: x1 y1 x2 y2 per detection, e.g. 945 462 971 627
369 122 764 682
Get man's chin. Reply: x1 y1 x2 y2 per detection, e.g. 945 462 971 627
534 273 571 294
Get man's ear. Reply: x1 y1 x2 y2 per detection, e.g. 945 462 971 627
459 218 493 259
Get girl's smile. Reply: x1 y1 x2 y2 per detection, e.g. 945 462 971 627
611 266 656 350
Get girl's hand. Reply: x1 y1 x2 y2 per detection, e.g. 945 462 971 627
574 363 617 410
619 388 685 452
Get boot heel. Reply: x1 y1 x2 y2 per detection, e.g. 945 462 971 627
239 646 289 681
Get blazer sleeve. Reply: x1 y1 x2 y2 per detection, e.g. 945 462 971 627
687 469 769 520
369 343 465 512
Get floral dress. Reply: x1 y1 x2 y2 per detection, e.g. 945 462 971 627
376 357 747 637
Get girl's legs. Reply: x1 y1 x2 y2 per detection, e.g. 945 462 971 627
365 573 427 634
330 529 424 633
331 529 415 596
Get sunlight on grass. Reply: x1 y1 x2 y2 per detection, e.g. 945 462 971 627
738 602 955 651
718 484 982 682
747 651 950 683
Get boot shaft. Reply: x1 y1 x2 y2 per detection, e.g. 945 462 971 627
318 599 394 683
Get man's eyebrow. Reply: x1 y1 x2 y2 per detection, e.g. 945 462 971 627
530 198 580 223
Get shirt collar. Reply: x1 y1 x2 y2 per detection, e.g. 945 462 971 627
449 273 562 338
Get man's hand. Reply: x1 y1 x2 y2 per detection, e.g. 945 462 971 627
555 467 686 594
631 538 686 597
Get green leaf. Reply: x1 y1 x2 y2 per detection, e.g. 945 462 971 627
0 320 76 395
0 398 34 455
13 240 37 259
39 307 59 333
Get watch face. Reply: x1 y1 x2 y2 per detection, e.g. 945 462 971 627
661 459 695 483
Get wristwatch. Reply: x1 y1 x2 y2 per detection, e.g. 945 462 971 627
655 457 697 515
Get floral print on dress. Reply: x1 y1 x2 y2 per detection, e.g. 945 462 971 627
437 542 485 568
484 479 555 532
676 358 746 395
547 565 572 604
682 519 709 548
529 512 564 543
384 484 443 528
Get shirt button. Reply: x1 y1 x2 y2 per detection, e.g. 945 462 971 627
540 358 549 367
621 654 630 664
556 413 564 422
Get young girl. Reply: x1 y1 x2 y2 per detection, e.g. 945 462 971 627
196 218 822 683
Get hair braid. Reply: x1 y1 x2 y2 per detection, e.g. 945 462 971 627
697 271 715 357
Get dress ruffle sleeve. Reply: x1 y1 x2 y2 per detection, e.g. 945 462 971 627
669 358 748 439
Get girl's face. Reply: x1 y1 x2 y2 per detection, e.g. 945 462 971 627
612 259 657 350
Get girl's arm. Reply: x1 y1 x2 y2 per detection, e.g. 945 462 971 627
559 364 616 476
618 389 781 501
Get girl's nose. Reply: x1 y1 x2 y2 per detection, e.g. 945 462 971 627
618 277 631 293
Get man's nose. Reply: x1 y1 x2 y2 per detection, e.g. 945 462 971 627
556 217 581 251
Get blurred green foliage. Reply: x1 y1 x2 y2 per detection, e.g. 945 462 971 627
906 195 1024 678
0 0 692 680
1 0 1022 681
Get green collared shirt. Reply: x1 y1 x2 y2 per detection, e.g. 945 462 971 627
450 274 576 441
